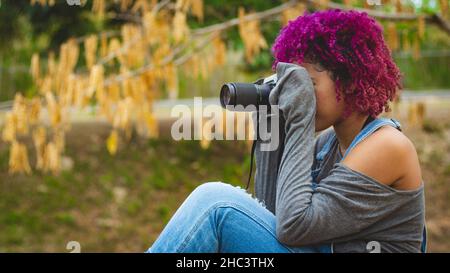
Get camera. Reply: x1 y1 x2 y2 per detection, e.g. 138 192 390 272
220 74 278 110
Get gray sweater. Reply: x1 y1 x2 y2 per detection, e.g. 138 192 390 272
254 62 425 253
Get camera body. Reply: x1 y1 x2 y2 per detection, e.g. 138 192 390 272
220 74 278 110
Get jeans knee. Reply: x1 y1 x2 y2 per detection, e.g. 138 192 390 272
192 182 230 197
189 182 242 206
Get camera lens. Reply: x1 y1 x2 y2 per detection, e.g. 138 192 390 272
220 83 236 108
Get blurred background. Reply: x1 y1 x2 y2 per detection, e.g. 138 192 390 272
0 0 449 252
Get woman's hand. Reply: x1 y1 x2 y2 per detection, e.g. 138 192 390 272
268 62 316 125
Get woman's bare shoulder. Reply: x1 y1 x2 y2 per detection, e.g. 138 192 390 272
341 126 423 190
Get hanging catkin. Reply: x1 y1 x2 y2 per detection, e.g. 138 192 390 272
173 11 190 43
281 3 306 26
31 53 40 84
213 34 226 66
386 22 399 51
238 7 268 63
9 141 32 174
417 15 426 40
84 35 98 69
440 0 448 19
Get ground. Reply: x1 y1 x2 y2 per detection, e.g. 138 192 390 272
0 102 449 252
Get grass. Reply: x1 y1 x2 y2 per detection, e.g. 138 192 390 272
0 123 252 252
0 109 449 252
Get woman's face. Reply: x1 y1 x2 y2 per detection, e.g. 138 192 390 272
300 62 346 132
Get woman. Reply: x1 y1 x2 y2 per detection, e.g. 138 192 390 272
146 9 426 253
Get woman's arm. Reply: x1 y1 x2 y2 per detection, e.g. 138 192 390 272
271 62 410 246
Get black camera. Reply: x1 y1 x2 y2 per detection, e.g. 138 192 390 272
220 74 277 110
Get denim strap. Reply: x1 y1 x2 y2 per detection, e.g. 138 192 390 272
341 118 401 160
315 133 337 162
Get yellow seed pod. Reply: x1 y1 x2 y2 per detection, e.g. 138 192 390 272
43 142 60 174
87 64 104 98
84 34 98 69
213 35 227 67
108 38 123 65
166 65 179 99
33 127 46 170
144 111 159 139
175 0 188 11
395 0 403 13
417 15 425 40
54 129 65 153
66 38 79 73
9 141 32 175
402 29 411 52
113 97 132 130
100 33 108 58
31 53 40 84
143 11 157 43
74 77 89 108
2 112 17 143
281 3 306 26
173 11 190 43
92 0 105 18
131 0 149 13
440 0 449 19
12 94 29 136
106 129 119 155
121 77 132 98
416 102 426 127
39 75 53 95
45 92 63 128
120 0 132 11
190 0 204 22
28 97 42 125
386 22 399 51
62 74 76 107
200 117 212 150
47 51 56 77
238 7 268 63
107 83 121 103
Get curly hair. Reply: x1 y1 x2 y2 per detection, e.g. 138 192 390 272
271 9 403 118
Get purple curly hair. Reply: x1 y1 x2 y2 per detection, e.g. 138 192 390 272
272 9 403 118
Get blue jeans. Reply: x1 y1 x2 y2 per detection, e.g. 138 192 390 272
146 182 331 253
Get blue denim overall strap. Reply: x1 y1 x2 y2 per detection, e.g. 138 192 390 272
311 117 427 253
311 131 337 186
340 118 401 159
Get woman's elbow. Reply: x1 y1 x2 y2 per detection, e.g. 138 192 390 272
276 217 300 246
276 213 314 246
276 225 292 245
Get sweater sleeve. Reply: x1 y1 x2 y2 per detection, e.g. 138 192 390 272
269 62 409 246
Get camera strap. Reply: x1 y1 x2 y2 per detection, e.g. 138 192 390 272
245 110 259 191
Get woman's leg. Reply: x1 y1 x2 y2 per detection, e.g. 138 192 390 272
146 182 323 253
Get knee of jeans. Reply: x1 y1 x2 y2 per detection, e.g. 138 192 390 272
190 182 239 205
192 181 230 196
